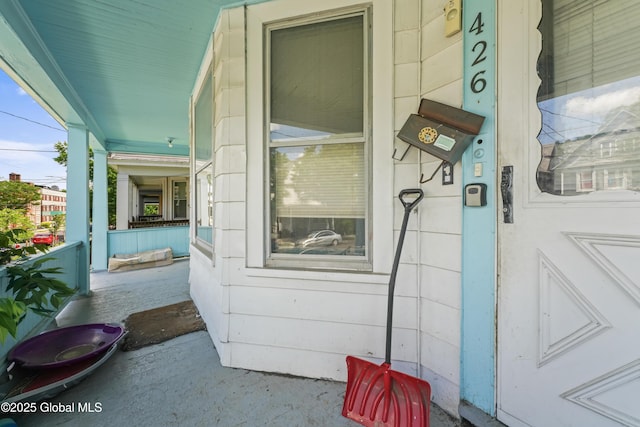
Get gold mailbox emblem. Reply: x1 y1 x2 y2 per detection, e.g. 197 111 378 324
418 127 438 144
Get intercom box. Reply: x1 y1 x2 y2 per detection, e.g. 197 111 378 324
397 99 485 165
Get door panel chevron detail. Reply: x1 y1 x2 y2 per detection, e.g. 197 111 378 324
537 250 610 367
565 233 640 306
561 359 640 427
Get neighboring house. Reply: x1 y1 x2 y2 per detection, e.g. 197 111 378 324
36 184 67 225
1 1 639 426
107 152 189 229
105 152 190 260
9 173 66 227
538 110 640 195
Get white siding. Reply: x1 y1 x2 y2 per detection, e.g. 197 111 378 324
191 0 465 418
394 0 464 415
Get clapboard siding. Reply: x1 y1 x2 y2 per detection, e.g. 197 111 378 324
413 2 464 414
190 0 464 416
228 314 418 363
229 286 418 329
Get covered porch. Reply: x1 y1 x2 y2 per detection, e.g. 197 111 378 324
10 261 458 427
0 0 203 273
0 0 484 424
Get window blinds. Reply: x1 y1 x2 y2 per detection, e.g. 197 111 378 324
269 15 364 136
542 0 640 99
272 143 365 218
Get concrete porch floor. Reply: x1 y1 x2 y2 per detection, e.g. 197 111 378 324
12 259 461 427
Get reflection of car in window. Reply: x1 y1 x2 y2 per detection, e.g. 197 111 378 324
296 230 342 247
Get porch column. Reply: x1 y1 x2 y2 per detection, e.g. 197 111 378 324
116 172 130 230
91 148 108 271
66 124 91 295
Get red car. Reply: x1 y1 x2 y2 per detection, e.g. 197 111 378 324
32 231 54 246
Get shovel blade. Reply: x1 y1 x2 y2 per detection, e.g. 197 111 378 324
343 356 431 427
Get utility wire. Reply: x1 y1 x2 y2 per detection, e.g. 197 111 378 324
0 148 58 153
0 109 65 132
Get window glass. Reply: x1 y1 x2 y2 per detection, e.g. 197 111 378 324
195 168 213 244
537 0 640 195
193 71 213 245
194 74 213 171
270 15 364 141
267 13 368 260
173 181 188 219
270 143 365 256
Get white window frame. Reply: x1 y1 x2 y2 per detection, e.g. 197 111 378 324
170 178 189 220
190 47 215 257
266 9 370 270
246 0 393 272
576 170 595 192
603 169 627 190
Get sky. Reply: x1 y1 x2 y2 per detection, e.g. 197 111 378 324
538 75 640 145
0 69 68 189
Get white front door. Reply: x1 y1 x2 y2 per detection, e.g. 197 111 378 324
497 1 640 426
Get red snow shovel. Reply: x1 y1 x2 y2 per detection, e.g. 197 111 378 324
343 189 431 427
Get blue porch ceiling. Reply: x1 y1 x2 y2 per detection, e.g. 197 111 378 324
0 0 266 155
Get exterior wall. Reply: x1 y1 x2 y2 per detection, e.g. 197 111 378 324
190 0 465 417
25 186 67 227
190 5 245 367
38 186 67 223
112 157 189 229
391 0 465 414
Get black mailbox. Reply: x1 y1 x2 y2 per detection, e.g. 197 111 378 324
397 99 485 165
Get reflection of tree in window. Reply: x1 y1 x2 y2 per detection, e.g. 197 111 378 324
270 144 364 253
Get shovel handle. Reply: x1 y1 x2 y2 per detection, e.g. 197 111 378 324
399 189 424 212
385 188 424 365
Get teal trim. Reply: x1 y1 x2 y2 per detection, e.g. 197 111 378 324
461 1 497 416
0 1 106 144
92 150 109 271
107 226 190 259
65 124 91 295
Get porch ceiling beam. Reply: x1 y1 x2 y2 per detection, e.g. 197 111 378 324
0 0 106 149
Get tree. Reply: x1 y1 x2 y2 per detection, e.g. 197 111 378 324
0 209 34 238
49 213 66 244
0 181 41 210
53 141 117 226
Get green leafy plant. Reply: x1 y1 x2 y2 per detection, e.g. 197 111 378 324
6 258 74 315
0 230 74 343
0 298 26 344
0 229 47 266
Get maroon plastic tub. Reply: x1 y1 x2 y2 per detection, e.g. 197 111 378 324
7 323 125 370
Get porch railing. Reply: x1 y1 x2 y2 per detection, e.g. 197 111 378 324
0 242 83 361
128 219 189 229
107 225 189 258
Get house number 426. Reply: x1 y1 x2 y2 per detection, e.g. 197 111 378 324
469 12 487 94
